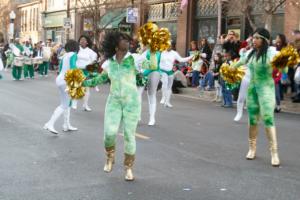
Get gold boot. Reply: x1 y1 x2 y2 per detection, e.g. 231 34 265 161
124 154 135 181
246 125 258 160
103 146 115 173
265 127 280 167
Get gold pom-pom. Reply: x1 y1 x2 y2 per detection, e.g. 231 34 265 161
152 28 171 52
138 23 171 52
271 45 300 69
65 69 86 99
138 22 158 47
220 62 245 84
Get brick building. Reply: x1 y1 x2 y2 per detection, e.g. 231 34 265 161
141 0 300 56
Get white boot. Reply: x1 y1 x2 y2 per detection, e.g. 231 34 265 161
234 102 244 122
148 103 156 126
63 108 78 132
160 96 166 104
83 88 92 111
71 100 77 110
43 106 64 134
160 89 166 104
164 90 173 108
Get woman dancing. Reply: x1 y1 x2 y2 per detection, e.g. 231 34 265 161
72 35 98 111
233 28 280 166
43 40 79 134
159 46 192 107
83 31 147 181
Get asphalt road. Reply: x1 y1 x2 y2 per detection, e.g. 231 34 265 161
0 70 300 200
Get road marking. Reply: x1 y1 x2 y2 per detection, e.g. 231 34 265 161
119 133 150 140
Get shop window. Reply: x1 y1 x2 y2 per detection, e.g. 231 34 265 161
164 2 178 20
196 0 217 18
148 4 163 21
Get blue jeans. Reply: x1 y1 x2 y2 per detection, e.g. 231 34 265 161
192 70 199 87
200 71 214 89
275 83 281 106
220 79 232 106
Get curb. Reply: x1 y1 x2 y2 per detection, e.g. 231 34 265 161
174 88 300 115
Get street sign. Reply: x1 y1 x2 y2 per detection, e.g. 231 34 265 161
126 8 138 24
63 18 72 29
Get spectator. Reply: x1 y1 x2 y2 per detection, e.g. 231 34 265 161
212 34 226 59
220 51 234 107
223 30 240 58
199 38 212 61
172 64 188 94
211 53 223 102
273 68 282 112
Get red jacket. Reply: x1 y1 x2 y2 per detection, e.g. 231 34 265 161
272 69 282 84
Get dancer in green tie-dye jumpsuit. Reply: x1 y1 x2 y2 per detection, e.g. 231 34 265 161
233 28 280 167
83 31 146 181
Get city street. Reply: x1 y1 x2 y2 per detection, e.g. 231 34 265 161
0 70 300 200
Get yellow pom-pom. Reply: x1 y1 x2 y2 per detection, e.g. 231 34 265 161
65 69 86 99
220 62 245 84
271 45 300 69
138 23 171 52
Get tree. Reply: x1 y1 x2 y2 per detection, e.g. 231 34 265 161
223 0 300 32
76 0 132 47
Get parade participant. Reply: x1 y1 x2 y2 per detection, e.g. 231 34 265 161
23 40 34 79
233 48 252 121
72 35 98 111
43 40 79 134
233 28 280 166
39 41 51 77
159 47 192 107
83 31 147 181
4 46 14 71
11 38 24 81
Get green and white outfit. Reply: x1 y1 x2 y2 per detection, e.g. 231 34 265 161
11 43 24 80
139 50 161 126
83 52 143 155
233 47 280 166
23 44 34 79
72 46 98 111
159 50 192 107
43 52 78 134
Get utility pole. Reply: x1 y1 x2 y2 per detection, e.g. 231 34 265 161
66 0 70 41
217 0 222 37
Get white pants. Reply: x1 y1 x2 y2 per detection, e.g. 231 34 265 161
58 84 70 110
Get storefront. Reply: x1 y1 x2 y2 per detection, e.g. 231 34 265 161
43 11 66 43
146 2 178 42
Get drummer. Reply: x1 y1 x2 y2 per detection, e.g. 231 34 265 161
23 40 34 79
11 38 24 81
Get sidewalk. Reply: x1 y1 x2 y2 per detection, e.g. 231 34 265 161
175 87 300 114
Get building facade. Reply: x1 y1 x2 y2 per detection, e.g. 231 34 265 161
0 0 31 42
18 1 42 44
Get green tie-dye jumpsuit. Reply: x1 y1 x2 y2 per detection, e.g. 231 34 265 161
234 47 277 127
83 53 141 155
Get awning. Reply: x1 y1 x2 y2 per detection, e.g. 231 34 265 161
99 9 127 29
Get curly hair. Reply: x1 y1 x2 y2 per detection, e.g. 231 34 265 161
101 31 131 59
78 35 93 48
65 40 79 53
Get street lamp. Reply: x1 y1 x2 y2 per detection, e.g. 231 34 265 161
9 11 16 41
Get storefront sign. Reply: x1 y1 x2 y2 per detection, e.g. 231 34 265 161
63 18 72 29
83 18 93 31
126 8 138 24
44 12 67 28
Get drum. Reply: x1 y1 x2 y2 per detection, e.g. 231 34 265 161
33 57 43 64
24 57 33 65
13 57 24 67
